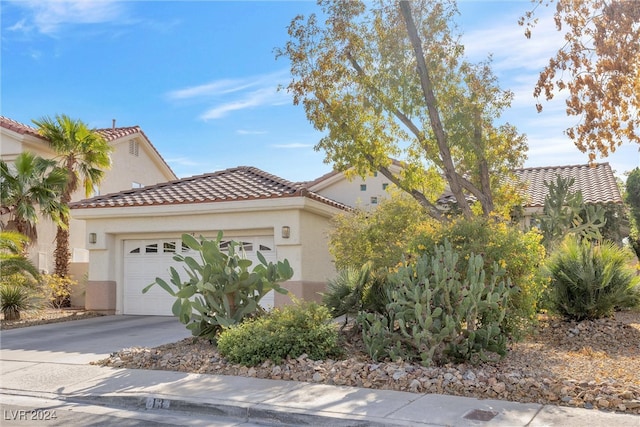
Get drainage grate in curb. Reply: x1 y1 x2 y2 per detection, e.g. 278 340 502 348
463 409 499 422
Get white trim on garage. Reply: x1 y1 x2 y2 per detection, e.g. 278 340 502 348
123 236 276 315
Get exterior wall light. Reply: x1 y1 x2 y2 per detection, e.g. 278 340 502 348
89 233 97 244
281 226 290 239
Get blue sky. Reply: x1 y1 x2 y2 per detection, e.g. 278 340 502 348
2 1 638 182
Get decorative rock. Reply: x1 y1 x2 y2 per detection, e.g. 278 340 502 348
463 371 477 381
492 382 506 394
392 369 407 381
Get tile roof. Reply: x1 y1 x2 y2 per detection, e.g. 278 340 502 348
70 166 351 211
0 116 46 139
303 158 405 188
1 116 176 179
94 126 146 141
512 163 622 207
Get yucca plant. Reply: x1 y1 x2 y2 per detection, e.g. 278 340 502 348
0 284 32 321
546 238 640 320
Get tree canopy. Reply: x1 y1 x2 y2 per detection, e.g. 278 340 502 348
277 0 527 220
521 0 640 161
32 114 112 277
0 152 68 243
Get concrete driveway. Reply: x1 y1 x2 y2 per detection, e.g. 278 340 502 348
0 315 191 364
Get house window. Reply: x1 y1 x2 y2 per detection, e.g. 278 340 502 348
132 182 143 189
220 240 253 252
145 243 158 253
373 172 378 177
129 140 139 157
371 196 378 204
360 184 367 191
163 242 176 253
382 183 389 190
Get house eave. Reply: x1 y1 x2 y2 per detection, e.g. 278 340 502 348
71 196 344 221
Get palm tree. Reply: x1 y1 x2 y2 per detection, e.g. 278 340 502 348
0 152 68 242
0 231 40 279
32 114 112 278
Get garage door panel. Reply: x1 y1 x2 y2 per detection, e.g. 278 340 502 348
124 237 276 315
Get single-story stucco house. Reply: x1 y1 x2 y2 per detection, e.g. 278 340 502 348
70 166 351 315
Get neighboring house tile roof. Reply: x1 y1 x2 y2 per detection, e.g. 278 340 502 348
0 116 47 139
70 166 351 211
302 158 405 188
513 163 622 207
1 116 176 179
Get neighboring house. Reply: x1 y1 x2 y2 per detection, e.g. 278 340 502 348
70 166 350 315
305 161 403 210
0 116 176 303
511 163 623 228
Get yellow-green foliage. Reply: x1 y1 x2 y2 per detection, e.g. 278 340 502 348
329 192 436 271
546 237 640 320
410 216 546 337
217 301 341 366
40 274 77 308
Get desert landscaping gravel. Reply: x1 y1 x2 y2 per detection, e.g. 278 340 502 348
93 310 640 415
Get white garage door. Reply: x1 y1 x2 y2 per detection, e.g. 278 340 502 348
123 236 277 315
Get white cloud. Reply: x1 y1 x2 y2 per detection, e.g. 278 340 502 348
199 87 286 120
461 7 562 73
169 70 293 120
271 143 314 149
10 0 127 35
168 70 290 100
167 79 257 100
6 18 31 32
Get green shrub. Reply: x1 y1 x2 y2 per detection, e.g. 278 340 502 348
359 241 511 366
546 238 640 320
410 216 546 338
1 285 33 320
328 192 436 271
143 232 293 340
217 301 341 366
321 263 388 323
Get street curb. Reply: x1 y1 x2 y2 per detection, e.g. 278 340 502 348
68 394 400 427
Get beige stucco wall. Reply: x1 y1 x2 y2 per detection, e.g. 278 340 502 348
100 137 174 194
74 197 342 314
315 173 392 210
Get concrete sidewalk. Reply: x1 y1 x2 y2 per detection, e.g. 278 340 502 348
1 360 639 426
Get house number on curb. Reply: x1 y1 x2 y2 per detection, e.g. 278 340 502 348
146 397 171 410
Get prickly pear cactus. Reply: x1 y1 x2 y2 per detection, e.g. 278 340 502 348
359 241 511 366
